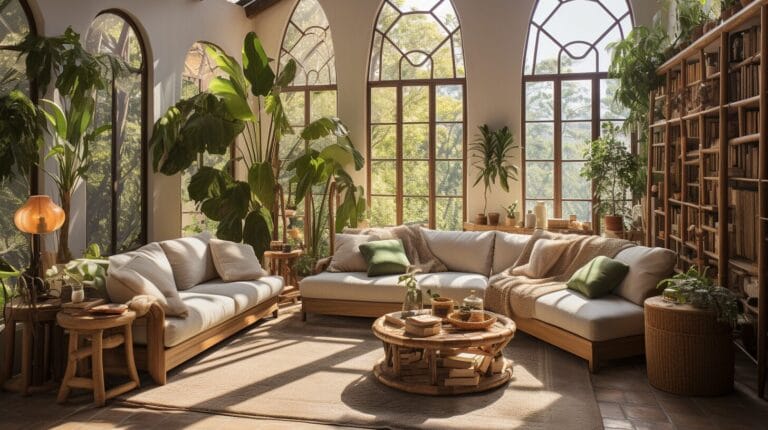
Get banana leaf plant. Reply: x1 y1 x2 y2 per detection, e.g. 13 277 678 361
286 118 366 258
150 33 356 259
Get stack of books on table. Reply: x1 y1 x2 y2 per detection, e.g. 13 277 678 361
440 352 511 386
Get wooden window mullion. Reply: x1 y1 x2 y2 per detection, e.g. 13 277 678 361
396 84 404 224
429 84 437 228
591 78 601 229
554 78 562 218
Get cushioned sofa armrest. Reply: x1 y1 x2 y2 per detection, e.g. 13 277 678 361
314 257 333 274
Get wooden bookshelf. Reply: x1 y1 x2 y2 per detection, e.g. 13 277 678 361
647 0 768 398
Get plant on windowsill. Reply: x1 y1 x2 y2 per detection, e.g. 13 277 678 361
471 125 518 226
503 201 519 227
580 123 644 232
657 266 739 327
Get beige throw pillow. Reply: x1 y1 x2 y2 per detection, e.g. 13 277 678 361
209 239 267 281
160 232 218 290
327 234 373 272
107 253 188 317
492 232 530 274
612 246 676 305
511 239 571 278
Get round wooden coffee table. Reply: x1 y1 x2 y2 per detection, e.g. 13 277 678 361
371 311 515 395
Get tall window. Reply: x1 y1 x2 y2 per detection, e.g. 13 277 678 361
368 0 466 230
85 12 147 254
523 0 632 223
0 0 35 269
180 42 232 236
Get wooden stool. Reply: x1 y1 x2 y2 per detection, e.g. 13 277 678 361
264 249 303 304
56 310 139 406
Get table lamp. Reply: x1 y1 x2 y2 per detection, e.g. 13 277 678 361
14 195 66 302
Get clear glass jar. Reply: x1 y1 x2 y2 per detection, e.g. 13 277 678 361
402 288 423 318
462 289 483 311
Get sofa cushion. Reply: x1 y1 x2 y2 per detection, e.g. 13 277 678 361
492 232 529 274
612 246 676 305
420 229 495 275
106 244 188 317
566 256 629 299
160 232 218 290
187 276 283 313
300 272 488 304
209 239 267 282
327 234 373 272
359 239 410 276
511 239 571 278
533 289 645 342
133 291 237 348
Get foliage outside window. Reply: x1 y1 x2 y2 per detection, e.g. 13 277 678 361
368 0 466 230
522 0 634 225
84 12 146 254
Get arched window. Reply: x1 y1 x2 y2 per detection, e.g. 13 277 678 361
85 11 147 254
523 0 633 224
368 0 466 230
0 0 35 269
180 42 232 236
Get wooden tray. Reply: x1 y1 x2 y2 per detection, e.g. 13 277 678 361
446 312 497 330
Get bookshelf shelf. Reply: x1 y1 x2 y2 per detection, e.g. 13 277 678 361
647 0 768 399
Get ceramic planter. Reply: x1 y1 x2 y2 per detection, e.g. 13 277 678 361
604 215 624 232
431 297 454 319
487 212 500 226
474 213 488 225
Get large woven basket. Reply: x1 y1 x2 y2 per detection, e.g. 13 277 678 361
644 296 734 396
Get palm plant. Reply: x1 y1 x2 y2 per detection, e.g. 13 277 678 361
471 125 518 215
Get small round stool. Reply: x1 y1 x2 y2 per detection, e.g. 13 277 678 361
56 310 139 406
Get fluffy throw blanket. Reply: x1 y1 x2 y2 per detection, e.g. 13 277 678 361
343 224 448 273
485 230 634 319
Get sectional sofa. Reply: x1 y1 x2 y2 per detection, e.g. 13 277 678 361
300 228 676 371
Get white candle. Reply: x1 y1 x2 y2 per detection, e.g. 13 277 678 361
71 288 84 303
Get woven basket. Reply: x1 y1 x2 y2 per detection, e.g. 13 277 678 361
446 312 497 330
644 296 734 396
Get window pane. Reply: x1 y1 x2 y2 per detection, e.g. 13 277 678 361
436 197 463 230
403 86 429 123
371 125 396 159
562 200 592 223
283 91 305 126
86 88 114 251
601 79 628 119
525 161 554 199
525 200 554 219
310 90 336 120
403 124 428 159
370 196 397 226
562 80 592 120
280 0 336 86
403 197 429 225
526 81 554 120
371 161 396 195
436 161 462 196
371 87 396 123
116 72 143 251
403 161 429 196
562 162 590 199
437 85 463 122
525 122 554 160
602 121 631 148
436 123 463 159
562 122 591 160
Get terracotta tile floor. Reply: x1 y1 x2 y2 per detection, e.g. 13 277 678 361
1 306 766 429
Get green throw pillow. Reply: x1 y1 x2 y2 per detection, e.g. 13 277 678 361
358 239 410 277
566 256 629 299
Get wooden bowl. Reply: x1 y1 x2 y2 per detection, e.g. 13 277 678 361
446 311 497 330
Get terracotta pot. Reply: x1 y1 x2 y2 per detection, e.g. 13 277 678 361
431 297 454 319
504 215 518 227
487 212 500 226
604 215 624 232
474 213 487 225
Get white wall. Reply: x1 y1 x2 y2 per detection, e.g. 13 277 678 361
252 0 660 224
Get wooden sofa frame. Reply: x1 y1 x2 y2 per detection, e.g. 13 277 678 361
132 297 279 385
301 298 644 372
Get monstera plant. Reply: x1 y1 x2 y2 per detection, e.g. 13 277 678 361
150 33 359 258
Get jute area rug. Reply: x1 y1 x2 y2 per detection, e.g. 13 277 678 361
121 308 602 429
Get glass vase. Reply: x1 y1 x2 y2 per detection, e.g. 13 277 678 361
402 288 423 318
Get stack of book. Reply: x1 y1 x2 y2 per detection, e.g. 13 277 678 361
405 315 442 337
440 352 511 386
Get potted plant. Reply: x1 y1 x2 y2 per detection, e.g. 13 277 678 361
580 123 644 232
657 266 739 326
398 267 423 318
503 201 520 226
471 125 518 226
426 289 453 319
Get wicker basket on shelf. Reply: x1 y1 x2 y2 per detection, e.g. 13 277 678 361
644 296 734 396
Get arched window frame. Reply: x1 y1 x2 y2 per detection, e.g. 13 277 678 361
522 0 635 228
367 0 467 230
85 10 148 254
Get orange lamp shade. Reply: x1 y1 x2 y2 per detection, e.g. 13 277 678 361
14 195 66 234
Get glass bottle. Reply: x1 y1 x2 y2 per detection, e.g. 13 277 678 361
402 288 423 318
462 289 483 311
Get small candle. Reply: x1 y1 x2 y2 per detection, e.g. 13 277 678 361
71 286 84 303
469 309 485 322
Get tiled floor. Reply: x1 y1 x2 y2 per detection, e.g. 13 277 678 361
1 306 766 429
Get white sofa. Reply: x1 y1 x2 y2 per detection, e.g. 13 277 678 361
106 233 284 384
300 229 675 371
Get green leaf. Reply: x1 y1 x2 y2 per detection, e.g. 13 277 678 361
242 207 273 259
216 212 244 243
247 161 275 208
208 77 255 121
242 32 275 97
275 59 297 87
40 99 67 139
188 166 227 202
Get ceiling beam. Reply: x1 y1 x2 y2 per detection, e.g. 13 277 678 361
243 0 284 17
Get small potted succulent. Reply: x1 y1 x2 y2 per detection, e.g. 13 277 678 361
503 201 520 227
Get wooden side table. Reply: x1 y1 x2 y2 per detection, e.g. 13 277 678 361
1 297 63 395
56 309 139 406
264 250 303 304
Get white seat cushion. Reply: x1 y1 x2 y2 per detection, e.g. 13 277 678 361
133 291 237 347
300 272 488 304
533 290 644 342
187 276 283 313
